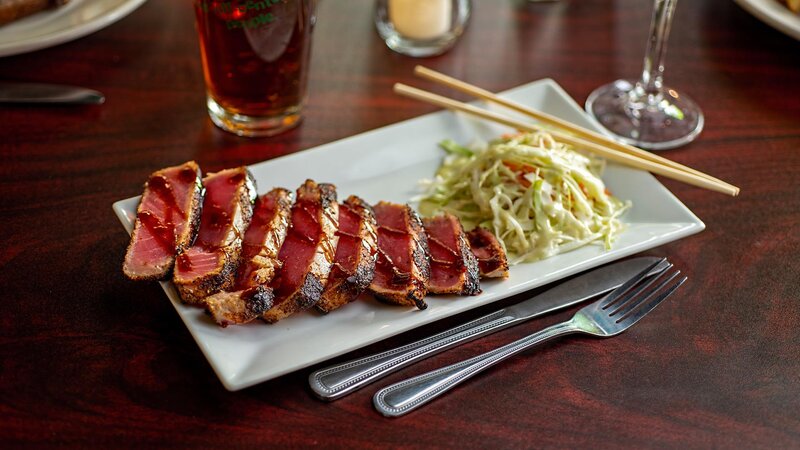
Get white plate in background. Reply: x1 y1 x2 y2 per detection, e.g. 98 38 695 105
734 0 800 40
113 79 705 391
0 0 147 57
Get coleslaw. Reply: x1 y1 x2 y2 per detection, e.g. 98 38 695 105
418 132 631 264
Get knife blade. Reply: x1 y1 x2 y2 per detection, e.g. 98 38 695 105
309 256 669 401
0 82 105 105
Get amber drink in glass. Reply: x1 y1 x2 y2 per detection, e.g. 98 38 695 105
194 0 314 137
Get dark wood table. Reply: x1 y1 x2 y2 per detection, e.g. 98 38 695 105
2 0 799 447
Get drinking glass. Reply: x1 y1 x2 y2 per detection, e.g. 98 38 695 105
193 1 315 137
585 0 702 150
375 0 471 57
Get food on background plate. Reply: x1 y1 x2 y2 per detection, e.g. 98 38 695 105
418 132 630 265
466 227 510 279
780 0 800 13
0 0 69 26
368 202 431 310
173 167 257 304
422 214 481 296
316 195 379 314
123 161 203 281
204 188 293 327
262 180 340 323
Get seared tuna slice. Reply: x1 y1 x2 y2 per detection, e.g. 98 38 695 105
204 188 293 326
204 286 273 328
368 202 430 310
466 227 509 279
423 214 481 296
173 167 257 304
262 180 339 323
316 195 378 314
123 161 203 281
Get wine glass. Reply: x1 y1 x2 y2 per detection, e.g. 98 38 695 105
586 0 703 151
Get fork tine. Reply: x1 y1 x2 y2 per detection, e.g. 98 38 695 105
612 270 681 319
615 274 687 328
649 259 672 276
599 257 667 309
608 266 674 317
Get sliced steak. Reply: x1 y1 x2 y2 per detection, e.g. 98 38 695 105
466 227 509 279
204 188 292 326
368 202 430 309
423 214 481 295
173 167 257 304
262 180 339 323
316 195 378 314
123 161 203 281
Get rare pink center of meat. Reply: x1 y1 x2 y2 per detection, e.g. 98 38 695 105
139 173 191 252
468 229 494 261
234 194 280 290
270 200 321 302
426 217 463 289
173 169 244 280
426 218 459 264
331 204 361 274
195 170 243 249
129 164 197 272
372 204 413 288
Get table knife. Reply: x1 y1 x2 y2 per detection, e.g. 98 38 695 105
0 82 105 105
309 256 669 401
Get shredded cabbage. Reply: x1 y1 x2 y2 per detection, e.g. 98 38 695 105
418 132 631 265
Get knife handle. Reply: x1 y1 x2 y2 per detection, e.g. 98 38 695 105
309 309 518 400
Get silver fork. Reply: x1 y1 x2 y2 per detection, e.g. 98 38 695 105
373 263 687 417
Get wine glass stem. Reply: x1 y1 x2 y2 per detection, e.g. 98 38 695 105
636 0 678 103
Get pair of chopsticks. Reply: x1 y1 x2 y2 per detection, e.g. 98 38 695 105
395 66 739 197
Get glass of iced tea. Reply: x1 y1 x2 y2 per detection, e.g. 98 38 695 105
193 0 314 137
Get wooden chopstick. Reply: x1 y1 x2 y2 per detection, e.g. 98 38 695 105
394 82 739 197
412 65 739 197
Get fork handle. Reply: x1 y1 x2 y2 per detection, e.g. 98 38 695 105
309 309 518 400
373 319 580 417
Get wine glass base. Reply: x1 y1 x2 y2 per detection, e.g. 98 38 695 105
585 79 704 151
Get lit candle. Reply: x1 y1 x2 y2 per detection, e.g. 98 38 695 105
388 0 452 40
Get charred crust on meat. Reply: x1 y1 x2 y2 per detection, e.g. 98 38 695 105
458 228 482 295
372 290 428 310
317 182 338 213
204 285 274 327
243 168 258 204
408 205 431 303
184 180 204 251
298 273 326 309
350 252 377 291
273 187 293 211
316 195 378 314
244 286 274 317
316 277 360 315
406 205 431 286
263 273 325 323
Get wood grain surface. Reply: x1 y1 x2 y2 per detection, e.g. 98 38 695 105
0 0 798 448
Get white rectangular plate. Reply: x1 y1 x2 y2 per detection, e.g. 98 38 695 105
113 79 704 391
